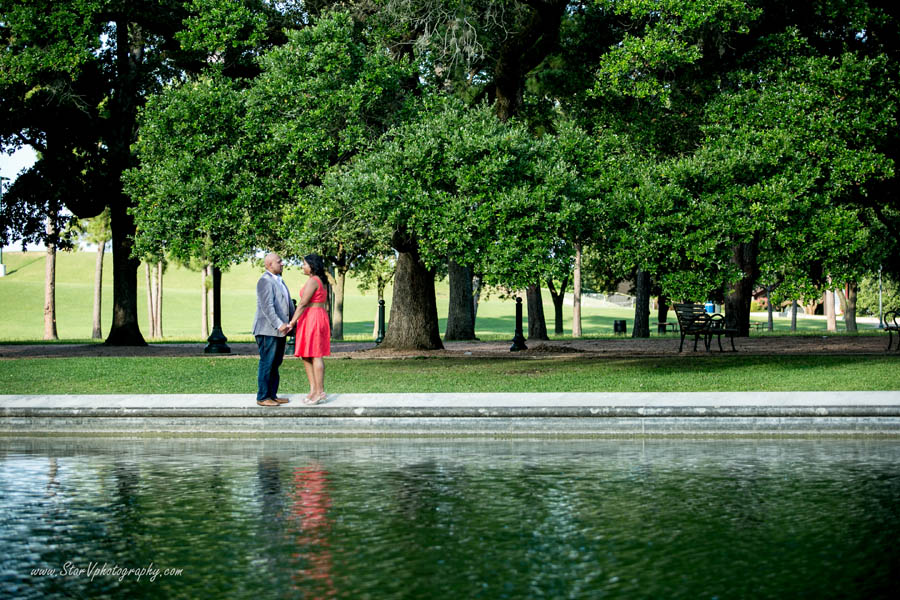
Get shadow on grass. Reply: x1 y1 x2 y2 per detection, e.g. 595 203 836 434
4 255 44 276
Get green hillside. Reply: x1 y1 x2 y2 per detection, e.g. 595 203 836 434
0 251 631 341
0 251 872 342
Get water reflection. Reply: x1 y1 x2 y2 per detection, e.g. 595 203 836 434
289 462 334 599
0 439 898 600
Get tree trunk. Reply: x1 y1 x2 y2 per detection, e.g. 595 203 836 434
572 243 582 338
105 199 146 345
43 219 58 341
803 300 819 317
379 237 443 350
837 283 858 332
155 260 163 338
766 285 774 331
445 260 476 340
724 238 760 336
657 294 670 323
373 302 379 339
91 241 105 339
332 266 347 340
472 274 482 320
791 299 798 331
526 283 549 340
103 15 145 346
546 275 569 335
631 270 651 338
825 289 837 332
201 265 209 338
492 1 567 122
145 262 156 338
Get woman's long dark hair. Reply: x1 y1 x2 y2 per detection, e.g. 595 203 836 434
304 254 331 309
303 254 327 280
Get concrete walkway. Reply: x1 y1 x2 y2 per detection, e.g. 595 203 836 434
2 392 899 437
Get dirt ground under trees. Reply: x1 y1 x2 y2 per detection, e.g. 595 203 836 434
1 334 894 360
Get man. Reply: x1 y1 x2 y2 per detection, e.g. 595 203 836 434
252 252 293 406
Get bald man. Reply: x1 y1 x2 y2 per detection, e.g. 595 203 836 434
252 253 293 406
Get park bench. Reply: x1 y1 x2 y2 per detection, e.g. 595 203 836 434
886 310 900 351
674 303 738 352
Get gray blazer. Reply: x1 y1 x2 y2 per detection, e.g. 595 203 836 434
252 271 293 337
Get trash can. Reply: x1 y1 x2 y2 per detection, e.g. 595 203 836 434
704 301 715 314
613 319 627 334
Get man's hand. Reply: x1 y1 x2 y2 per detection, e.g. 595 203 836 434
278 323 291 335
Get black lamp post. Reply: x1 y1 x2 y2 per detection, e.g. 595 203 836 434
204 266 231 353
375 299 386 344
510 296 527 351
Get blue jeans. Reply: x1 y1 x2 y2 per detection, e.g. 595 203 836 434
256 335 286 402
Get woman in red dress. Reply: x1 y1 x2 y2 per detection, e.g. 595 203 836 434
288 254 331 405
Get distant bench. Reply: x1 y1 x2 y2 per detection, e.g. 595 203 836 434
674 303 738 352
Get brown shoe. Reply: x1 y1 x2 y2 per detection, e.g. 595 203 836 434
256 398 279 407
274 397 290 404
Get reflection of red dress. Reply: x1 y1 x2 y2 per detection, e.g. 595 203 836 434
289 464 334 598
294 276 331 358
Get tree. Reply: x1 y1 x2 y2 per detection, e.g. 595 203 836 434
43 218 59 341
142 258 166 338
676 45 896 334
127 75 253 268
546 271 570 336
126 72 258 349
1 1 192 344
314 98 573 349
356 252 396 339
69 208 112 339
445 260 477 340
374 0 571 340
556 1 900 336
0 161 75 340
250 11 417 339
1 0 296 345
857 273 900 317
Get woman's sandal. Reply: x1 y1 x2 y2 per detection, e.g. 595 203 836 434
256 398 280 407
302 392 326 406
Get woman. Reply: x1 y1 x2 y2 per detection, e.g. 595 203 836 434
289 254 331 405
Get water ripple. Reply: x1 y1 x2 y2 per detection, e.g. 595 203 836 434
1 439 898 599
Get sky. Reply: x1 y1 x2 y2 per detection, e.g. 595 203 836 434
1 146 40 251
0 144 36 181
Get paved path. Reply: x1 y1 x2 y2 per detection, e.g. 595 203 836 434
3 392 899 437
1 333 895 358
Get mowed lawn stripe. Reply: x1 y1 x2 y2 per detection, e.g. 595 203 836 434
0 355 897 394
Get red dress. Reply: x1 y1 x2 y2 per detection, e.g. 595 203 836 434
294 276 331 357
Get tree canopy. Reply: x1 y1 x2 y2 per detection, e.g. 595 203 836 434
4 0 899 347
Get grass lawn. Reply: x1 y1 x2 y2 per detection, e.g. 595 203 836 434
1 355 897 394
0 251 881 342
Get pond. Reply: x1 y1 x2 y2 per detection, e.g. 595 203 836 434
1 438 898 599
